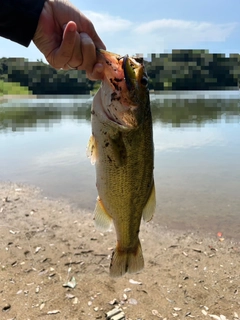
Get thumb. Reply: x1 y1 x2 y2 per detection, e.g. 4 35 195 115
52 21 77 68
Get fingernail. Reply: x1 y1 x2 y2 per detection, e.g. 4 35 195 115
95 63 104 73
68 22 76 32
91 63 104 80
69 25 75 32
80 33 93 44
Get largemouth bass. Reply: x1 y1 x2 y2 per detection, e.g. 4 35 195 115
87 50 155 277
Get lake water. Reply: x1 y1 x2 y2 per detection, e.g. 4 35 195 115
1 91 240 240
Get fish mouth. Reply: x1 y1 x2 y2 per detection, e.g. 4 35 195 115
123 55 135 92
97 49 140 92
96 49 147 128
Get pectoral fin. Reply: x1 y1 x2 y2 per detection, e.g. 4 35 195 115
94 196 112 231
87 135 97 165
142 181 156 222
107 132 126 167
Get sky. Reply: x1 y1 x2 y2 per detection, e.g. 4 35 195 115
0 0 239 61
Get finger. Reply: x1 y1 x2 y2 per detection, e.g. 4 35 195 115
66 32 105 78
89 30 106 51
87 49 105 80
53 21 78 69
76 13 106 50
76 33 96 72
63 31 82 69
87 63 104 80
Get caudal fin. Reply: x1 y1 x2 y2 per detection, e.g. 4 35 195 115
109 239 144 277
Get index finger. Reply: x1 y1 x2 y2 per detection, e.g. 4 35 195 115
77 13 106 50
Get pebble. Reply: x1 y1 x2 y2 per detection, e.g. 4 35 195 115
152 309 163 318
35 246 41 254
129 279 142 285
72 297 78 304
47 310 60 315
128 298 137 305
2 303 11 312
62 276 77 288
123 293 128 301
40 303 45 310
106 307 124 319
109 298 118 305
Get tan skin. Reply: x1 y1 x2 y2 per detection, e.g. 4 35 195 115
33 0 106 80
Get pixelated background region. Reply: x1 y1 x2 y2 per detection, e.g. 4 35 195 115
1 91 240 239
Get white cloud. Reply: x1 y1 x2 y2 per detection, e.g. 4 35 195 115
82 10 132 33
134 19 237 43
80 12 238 56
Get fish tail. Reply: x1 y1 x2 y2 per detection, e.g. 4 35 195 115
109 239 144 277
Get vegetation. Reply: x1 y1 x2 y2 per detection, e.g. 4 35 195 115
145 50 240 91
0 50 240 95
0 79 31 96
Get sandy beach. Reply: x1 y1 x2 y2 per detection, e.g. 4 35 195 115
0 182 239 320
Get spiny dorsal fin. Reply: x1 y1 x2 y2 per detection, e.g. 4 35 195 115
94 196 112 231
86 135 97 165
142 181 156 222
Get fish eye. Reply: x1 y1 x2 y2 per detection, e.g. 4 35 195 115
140 76 148 86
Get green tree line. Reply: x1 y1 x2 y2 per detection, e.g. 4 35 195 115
0 50 240 95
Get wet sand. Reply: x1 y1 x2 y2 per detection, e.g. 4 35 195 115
0 182 239 320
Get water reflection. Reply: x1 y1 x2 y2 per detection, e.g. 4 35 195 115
1 92 240 240
1 92 239 131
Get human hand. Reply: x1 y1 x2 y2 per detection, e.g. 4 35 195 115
33 0 106 80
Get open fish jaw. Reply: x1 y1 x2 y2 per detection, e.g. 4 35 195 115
98 50 149 129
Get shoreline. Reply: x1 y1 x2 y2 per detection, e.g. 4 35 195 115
0 94 37 102
1 89 239 101
0 181 239 319
1 180 239 243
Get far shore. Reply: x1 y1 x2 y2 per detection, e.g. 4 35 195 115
0 94 37 102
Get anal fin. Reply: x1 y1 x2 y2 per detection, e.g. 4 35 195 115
142 181 156 222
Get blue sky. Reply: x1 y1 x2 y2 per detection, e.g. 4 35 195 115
0 0 239 61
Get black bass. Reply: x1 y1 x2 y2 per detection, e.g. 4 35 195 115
87 50 155 277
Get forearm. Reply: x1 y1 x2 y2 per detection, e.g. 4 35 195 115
0 0 46 47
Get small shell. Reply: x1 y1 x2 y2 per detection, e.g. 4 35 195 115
47 310 60 315
129 279 142 285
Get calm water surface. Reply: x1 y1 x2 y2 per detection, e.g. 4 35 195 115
1 91 240 239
